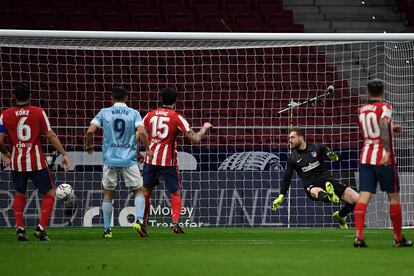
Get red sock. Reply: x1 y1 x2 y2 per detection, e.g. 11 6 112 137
171 194 181 224
354 202 367 240
13 194 26 228
390 203 403 241
143 195 150 227
39 194 55 229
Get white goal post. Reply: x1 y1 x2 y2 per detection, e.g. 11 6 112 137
0 30 413 228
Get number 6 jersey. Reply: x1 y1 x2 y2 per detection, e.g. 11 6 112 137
91 102 143 167
358 100 394 165
143 107 191 167
0 105 51 172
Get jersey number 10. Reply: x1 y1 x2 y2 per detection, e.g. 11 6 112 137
359 112 380 139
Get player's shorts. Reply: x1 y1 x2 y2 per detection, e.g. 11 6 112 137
11 168 55 194
359 164 399 193
143 163 181 193
102 165 143 191
305 177 348 200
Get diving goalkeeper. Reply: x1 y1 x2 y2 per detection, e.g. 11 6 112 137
271 128 359 229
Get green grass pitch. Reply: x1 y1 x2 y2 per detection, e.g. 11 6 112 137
0 227 412 276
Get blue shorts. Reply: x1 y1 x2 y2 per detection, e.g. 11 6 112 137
359 164 399 194
11 168 55 194
143 163 181 193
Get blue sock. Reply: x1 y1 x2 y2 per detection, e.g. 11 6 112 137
102 199 112 231
134 194 145 224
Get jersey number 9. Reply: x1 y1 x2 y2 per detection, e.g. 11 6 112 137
113 118 126 139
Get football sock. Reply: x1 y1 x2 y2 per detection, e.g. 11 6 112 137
143 195 150 226
13 194 26 229
39 194 55 229
171 194 182 224
134 194 145 224
317 191 330 202
389 203 402 241
102 199 113 231
354 202 367 240
339 203 355 217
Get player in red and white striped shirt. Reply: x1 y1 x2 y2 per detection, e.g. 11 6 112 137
0 82 69 241
142 87 212 234
354 79 412 247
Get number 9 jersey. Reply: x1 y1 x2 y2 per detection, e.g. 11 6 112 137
143 107 191 167
0 105 51 172
91 102 144 167
358 100 394 165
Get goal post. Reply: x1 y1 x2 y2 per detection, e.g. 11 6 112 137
0 30 413 228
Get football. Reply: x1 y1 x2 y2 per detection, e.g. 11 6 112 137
56 183 74 201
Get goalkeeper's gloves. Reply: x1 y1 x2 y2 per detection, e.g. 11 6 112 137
326 150 339 162
271 194 285 211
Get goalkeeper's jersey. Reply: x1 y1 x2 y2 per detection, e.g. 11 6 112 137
279 143 333 195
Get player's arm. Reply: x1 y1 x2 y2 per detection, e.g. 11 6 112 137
320 144 339 162
0 133 11 167
271 159 295 211
85 124 98 154
185 122 213 144
379 105 393 165
136 125 153 158
379 117 391 165
45 130 69 171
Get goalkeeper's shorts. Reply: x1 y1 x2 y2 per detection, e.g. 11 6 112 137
305 177 347 200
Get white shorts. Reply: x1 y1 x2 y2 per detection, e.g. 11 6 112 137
102 165 143 191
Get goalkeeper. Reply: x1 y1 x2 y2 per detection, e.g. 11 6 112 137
271 128 359 229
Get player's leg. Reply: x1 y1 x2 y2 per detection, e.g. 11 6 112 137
380 165 413 247
11 171 29 241
332 182 358 229
354 164 376 247
123 165 148 237
31 168 55 241
307 185 336 203
142 163 159 227
162 166 184 234
101 166 117 238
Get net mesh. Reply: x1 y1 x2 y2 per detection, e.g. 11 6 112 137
0 36 413 228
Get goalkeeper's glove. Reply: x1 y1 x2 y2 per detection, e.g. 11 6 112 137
326 150 339 162
271 194 285 211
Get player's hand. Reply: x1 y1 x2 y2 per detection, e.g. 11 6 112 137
84 144 94 154
137 152 145 163
271 194 285 211
1 153 11 167
203 122 213 130
326 150 339 162
61 154 70 172
381 151 390 165
393 124 403 134
146 149 154 159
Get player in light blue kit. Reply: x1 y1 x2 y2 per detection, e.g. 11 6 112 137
85 87 152 238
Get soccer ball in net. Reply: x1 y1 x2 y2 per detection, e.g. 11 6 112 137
56 183 74 201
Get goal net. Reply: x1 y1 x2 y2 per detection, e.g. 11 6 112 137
0 32 413 228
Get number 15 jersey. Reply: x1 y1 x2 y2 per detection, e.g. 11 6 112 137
91 102 143 167
143 107 191 167
0 105 51 172
358 100 394 165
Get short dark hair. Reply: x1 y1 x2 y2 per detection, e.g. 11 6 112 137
161 87 178 105
290 127 305 138
112 86 127 101
367 78 384 97
14 82 30 102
